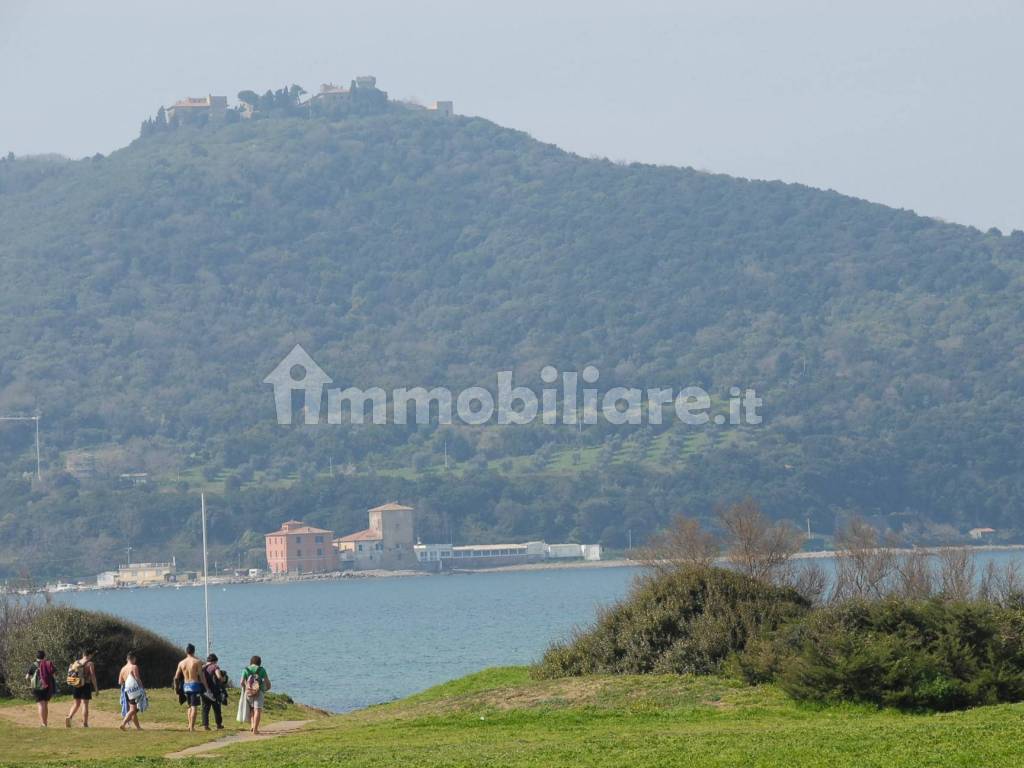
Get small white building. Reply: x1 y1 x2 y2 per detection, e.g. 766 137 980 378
546 543 583 559
429 100 454 116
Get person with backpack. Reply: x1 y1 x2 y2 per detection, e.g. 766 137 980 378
236 655 271 735
64 649 99 728
25 650 57 727
200 653 228 731
118 651 147 731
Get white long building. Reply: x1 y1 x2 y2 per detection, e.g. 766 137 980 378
415 541 601 570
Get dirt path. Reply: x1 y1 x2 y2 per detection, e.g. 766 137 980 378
164 720 312 759
0 703 176 730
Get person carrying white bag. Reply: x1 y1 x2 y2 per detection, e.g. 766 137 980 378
117 652 148 731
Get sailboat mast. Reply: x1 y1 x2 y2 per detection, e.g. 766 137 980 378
201 493 211 655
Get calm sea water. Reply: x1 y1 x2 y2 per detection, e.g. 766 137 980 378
56 567 639 712
55 550 1024 713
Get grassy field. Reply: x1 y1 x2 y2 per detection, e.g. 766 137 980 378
0 688 323 766
3 669 1024 767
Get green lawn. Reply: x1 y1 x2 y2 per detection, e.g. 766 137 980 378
4 669 1024 767
0 688 322 767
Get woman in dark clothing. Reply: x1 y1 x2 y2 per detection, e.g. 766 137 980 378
26 650 57 727
65 648 99 728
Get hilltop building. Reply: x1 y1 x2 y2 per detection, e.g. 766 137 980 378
429 100 454 116
265 520 338 574
307 76 388 112
156 78 452 131
336 502 416 570
314 82 351 103
166 95 228 124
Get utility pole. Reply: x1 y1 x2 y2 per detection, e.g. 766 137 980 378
201 493 212 656
126 544 132 565
444 439 449 471
34 414 41 482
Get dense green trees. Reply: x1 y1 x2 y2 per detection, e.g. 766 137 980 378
0 100 1022 578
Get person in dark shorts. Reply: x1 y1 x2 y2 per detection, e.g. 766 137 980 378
201 653 227 730
65 649 99 728
26 650 57 726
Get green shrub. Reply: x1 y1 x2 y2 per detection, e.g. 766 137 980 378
534 566 810 678
760 599 1024 711
0 595 44 696
1 605 181 698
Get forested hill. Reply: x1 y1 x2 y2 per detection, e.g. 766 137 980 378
1 102 1022 578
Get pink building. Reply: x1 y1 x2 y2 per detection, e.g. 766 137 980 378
265 520 337 575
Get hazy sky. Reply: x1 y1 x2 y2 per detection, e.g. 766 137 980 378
2 1 1021 231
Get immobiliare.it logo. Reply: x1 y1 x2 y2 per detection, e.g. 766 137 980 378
264 345 763 428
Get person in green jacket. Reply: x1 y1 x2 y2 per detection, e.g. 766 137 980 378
237 655 271 734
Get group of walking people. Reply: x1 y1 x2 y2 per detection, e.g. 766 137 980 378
25 645 271 735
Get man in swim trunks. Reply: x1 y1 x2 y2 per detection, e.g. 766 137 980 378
172 644 209 732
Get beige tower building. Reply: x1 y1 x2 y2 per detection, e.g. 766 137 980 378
336 502 416 570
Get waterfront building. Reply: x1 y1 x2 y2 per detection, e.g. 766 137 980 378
414 541 602 570
96 560 194 587
264 520 338 575
335 502 416 570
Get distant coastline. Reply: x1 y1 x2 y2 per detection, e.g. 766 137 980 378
26 544 1024 594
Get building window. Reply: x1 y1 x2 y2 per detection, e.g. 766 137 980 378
297 549 302 557
357 544 363 552
315 535 324 543
317 548 323 556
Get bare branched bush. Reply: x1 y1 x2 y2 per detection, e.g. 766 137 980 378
719 499 803 585
831 518 897 601
937 547 977 601
893 549 935 600
637 514 720 573
783 561 829 605
978 560 1022 607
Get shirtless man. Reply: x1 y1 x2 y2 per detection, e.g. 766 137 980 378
118 652 144 731
172 644 209 732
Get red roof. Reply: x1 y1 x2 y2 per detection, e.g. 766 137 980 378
336 528 382 543
369 502 414 513
265 522 334 537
